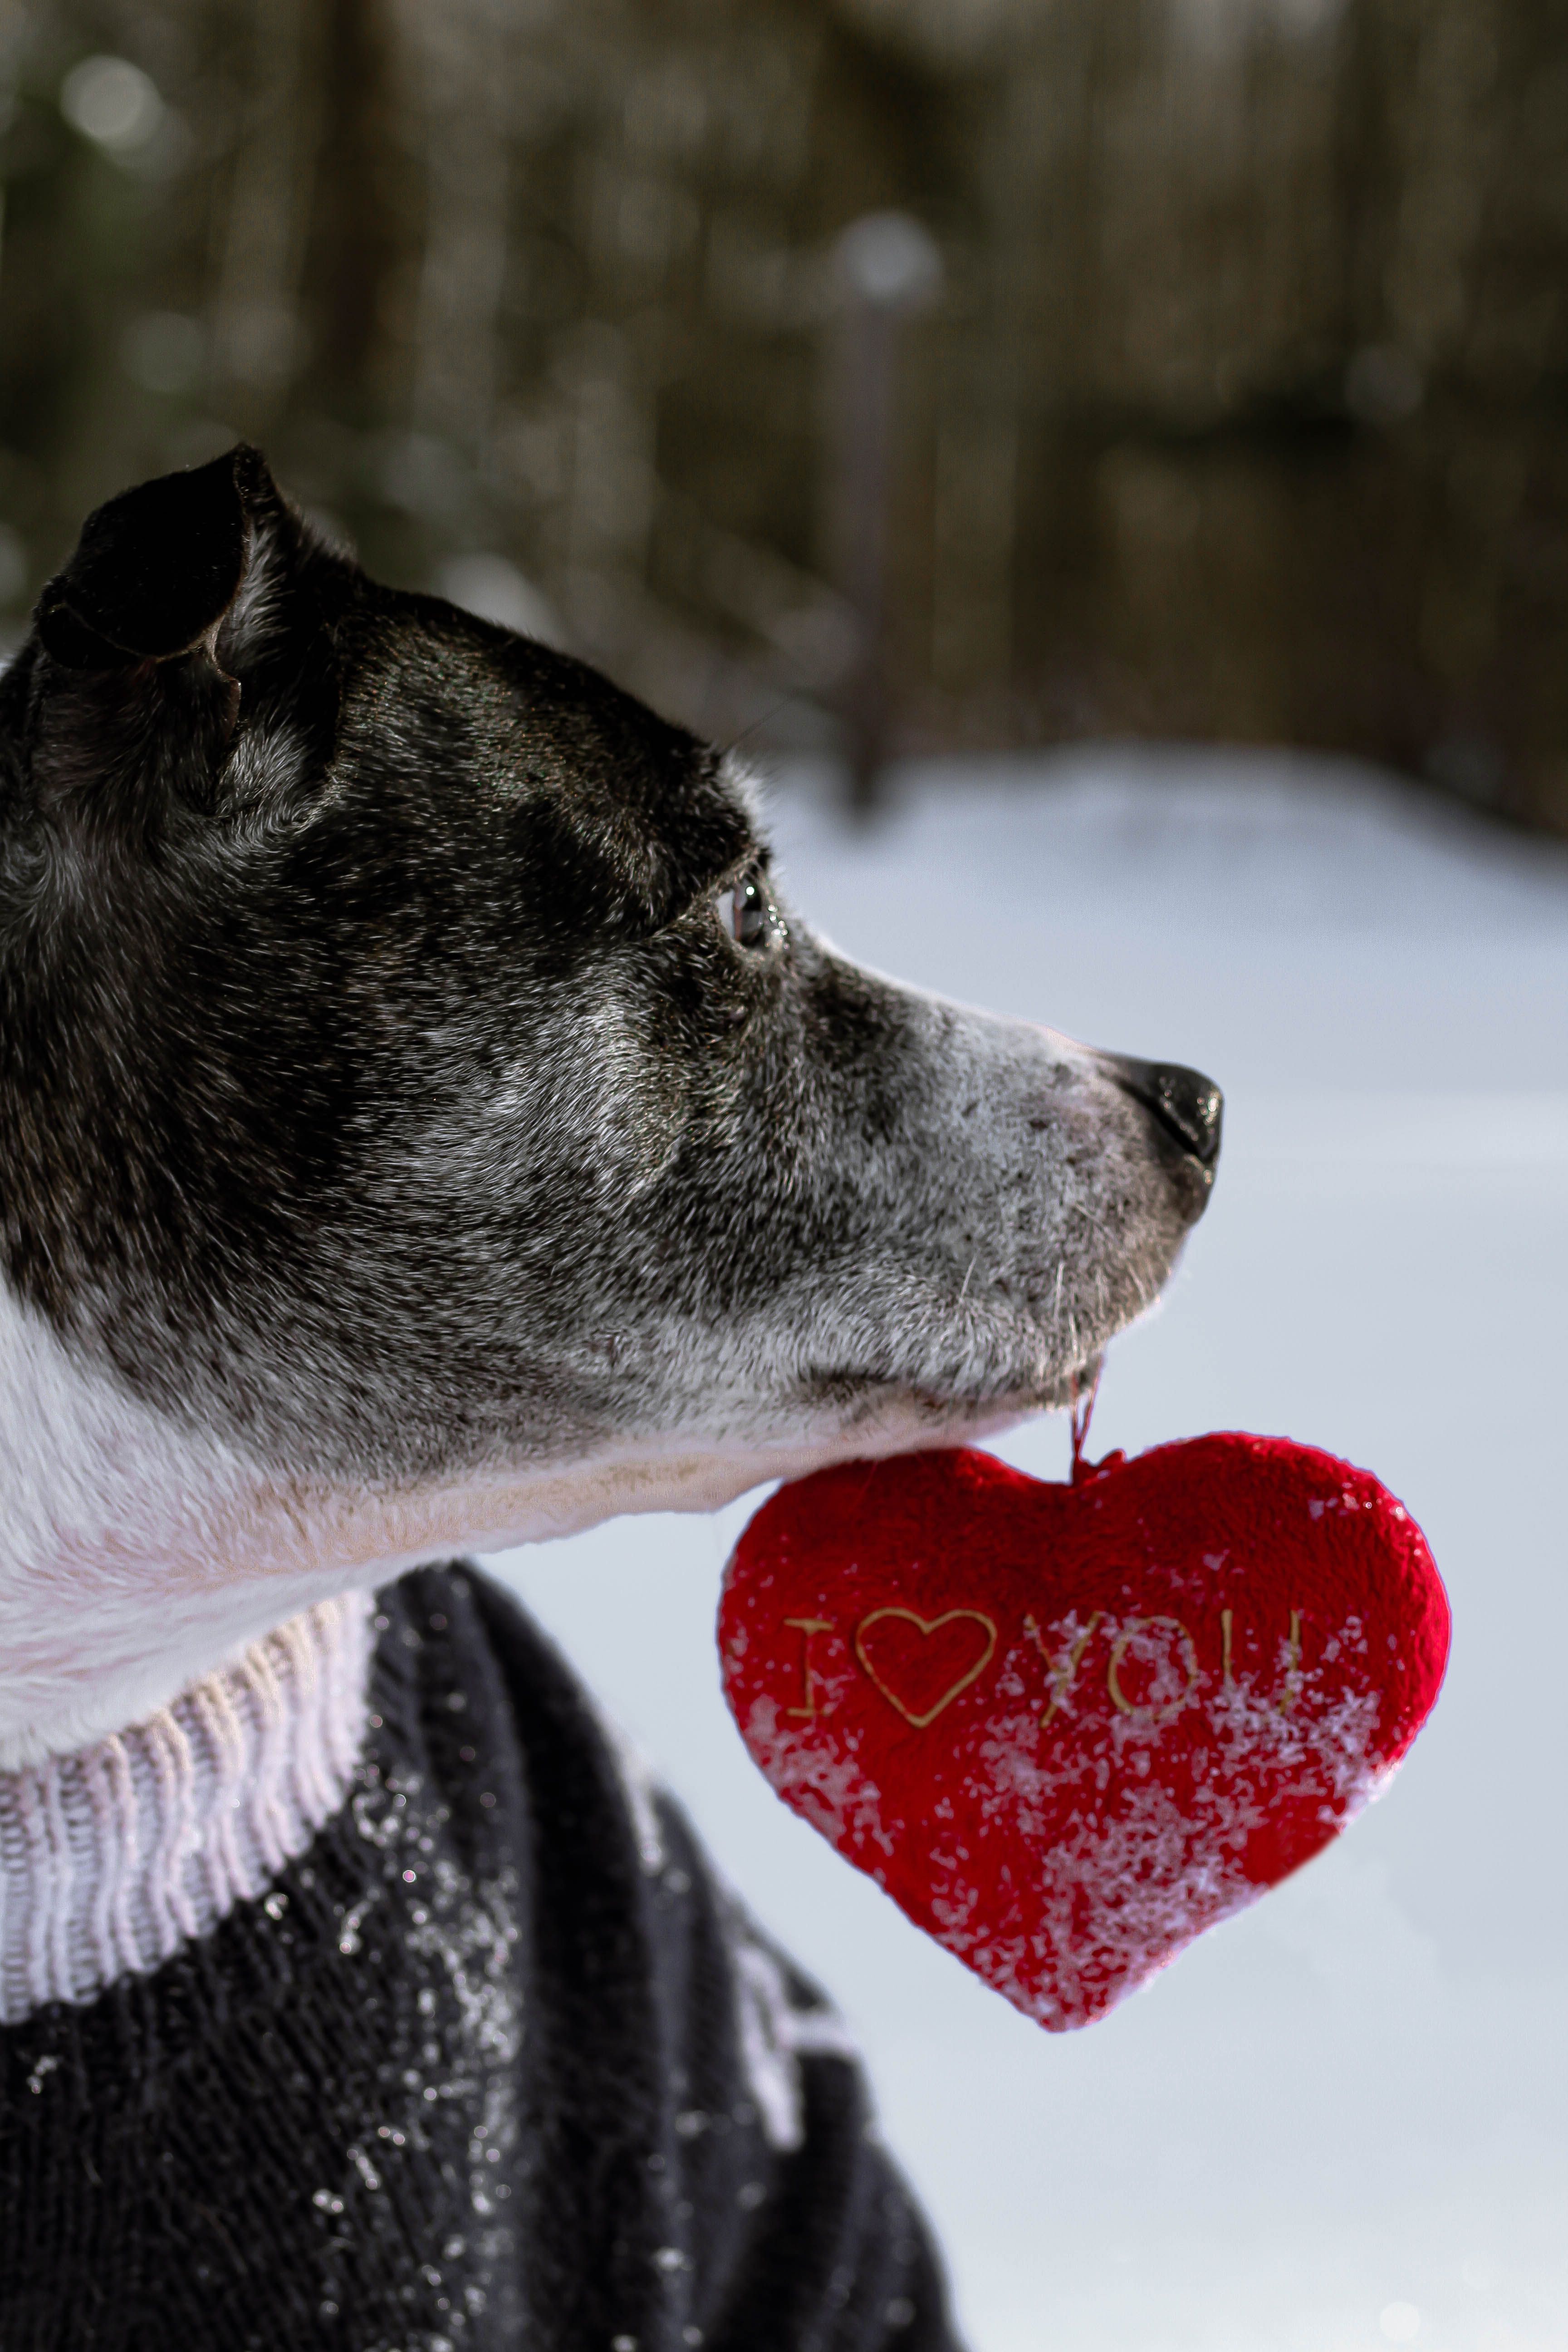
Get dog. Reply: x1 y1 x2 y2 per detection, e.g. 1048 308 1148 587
0 447 1220 2349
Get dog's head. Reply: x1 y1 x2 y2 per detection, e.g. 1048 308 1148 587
0 448 1219 1750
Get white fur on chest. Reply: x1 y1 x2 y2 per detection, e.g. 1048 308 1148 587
0 1281 308 1767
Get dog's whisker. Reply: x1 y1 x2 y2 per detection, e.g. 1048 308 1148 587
722 695 797 759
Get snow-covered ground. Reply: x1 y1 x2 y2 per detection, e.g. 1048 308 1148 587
487 748 1568 2352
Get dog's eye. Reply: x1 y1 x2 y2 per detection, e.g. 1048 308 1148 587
717 866 786 954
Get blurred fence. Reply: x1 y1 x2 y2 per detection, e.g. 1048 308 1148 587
1 0 1566 828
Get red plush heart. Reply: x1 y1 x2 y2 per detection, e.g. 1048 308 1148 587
719 1436 1450 2030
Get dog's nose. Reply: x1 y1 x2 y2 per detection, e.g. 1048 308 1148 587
1102 1054 1224 1170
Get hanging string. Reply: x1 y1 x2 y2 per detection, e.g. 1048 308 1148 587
1069 1362 1104 1486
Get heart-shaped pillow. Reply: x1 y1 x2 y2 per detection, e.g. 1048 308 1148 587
719 1436 1449 2029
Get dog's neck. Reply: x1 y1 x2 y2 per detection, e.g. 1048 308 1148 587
0 1282 983 1770
0 1279 362 1767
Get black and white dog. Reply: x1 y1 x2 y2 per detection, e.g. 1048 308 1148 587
0 449 1220 2349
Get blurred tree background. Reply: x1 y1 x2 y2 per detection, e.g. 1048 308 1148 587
1 0 1566 828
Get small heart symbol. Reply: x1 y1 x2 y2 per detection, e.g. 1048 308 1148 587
719 1436 1449 2030
853 1608 999 1728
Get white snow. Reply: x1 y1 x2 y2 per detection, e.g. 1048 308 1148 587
487 745 1568 2352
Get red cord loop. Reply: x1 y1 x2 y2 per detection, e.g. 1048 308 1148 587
1068 1365 1125 1485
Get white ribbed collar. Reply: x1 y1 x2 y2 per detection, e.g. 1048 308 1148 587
0 1591 375 2026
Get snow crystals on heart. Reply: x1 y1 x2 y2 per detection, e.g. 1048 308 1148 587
720 1436 1449 2031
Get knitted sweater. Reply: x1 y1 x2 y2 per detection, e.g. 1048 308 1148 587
0 1565 960 2352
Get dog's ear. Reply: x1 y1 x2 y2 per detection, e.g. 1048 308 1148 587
17 447 338 841
35 446 259 673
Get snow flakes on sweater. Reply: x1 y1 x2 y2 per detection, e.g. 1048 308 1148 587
0 1567 959 2352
